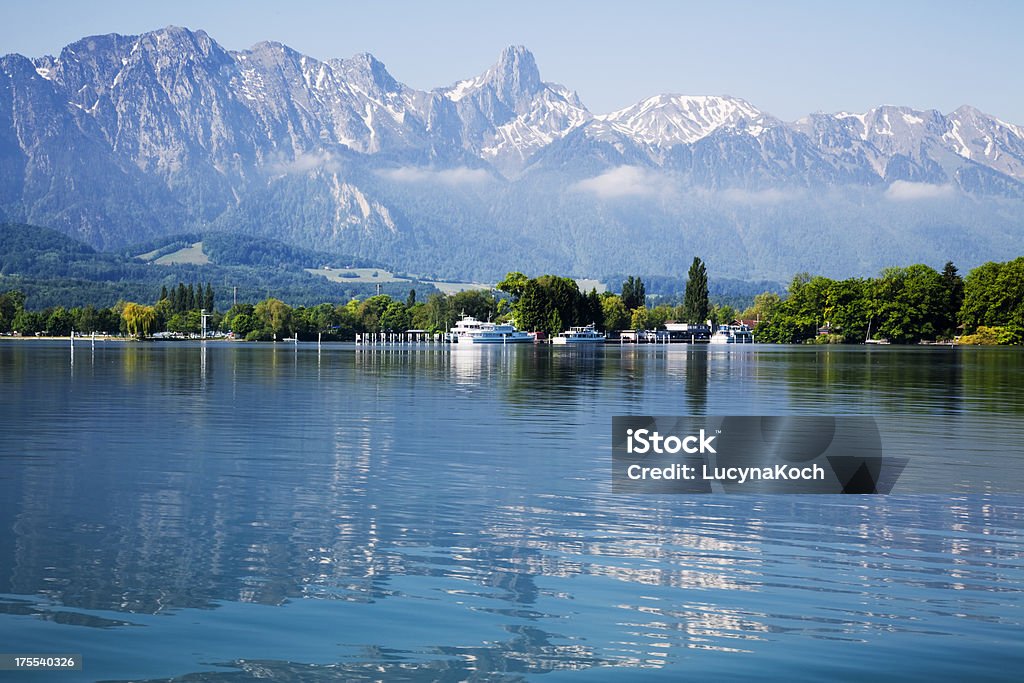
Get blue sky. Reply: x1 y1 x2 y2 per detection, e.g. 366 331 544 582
3 0 1023 123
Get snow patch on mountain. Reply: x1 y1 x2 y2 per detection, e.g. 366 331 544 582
329 175 397 233
447 76 487 102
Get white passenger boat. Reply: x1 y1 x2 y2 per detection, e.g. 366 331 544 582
449 315 536 344
552 324 606 345
710 323 754 344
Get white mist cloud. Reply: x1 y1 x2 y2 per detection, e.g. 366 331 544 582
718 187 801 204
377 166 492 186
572 166 667 199
884 181 955 201
269 150 340 175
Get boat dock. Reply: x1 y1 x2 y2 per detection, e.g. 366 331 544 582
355 330 452 345
355 323 723 346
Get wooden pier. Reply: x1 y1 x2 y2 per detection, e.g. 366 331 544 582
355 330 452 346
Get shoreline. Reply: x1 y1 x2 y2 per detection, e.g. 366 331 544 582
0 334 120 341
0 335 235 342
0 335 1009 348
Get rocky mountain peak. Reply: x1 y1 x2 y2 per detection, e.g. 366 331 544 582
486 45 542 99
137 26 218 58
338 52 401 94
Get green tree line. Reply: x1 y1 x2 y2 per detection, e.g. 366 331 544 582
496 261 713 336
3 256 1022 344
753 259 1024 345
221 288 508 341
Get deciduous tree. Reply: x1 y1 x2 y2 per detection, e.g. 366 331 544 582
122 302 157 339
600 296 630 332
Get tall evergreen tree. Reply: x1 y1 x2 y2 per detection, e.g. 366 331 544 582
160 285 168 302
622 277 634 309
621 276 646 310
939 261 964 338
684 257 710 323
586 289 602 327
204 283 215 312
549 309 563 337
517 280 547 332
186 284 196 311
176 283 187 313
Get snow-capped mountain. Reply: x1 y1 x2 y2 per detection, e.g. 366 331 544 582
945 105 1024 179
437 45 590 173
593 94 771 147
2 26 1023 281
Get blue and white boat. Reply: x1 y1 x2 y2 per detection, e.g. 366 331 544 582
552 324 606 345
450 315 536 344
710 323 754 344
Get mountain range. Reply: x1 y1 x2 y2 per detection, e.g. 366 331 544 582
2 26 1023 282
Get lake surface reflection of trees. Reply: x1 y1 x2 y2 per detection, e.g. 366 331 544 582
0 342 1022 678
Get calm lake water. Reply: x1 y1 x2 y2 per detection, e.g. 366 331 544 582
0 341 1022 681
